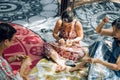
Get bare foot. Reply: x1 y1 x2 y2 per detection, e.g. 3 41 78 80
80 68 88 77
55 59 66 72
56 65 66 72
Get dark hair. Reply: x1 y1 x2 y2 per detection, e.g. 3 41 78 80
0 23 16 42
61 10 74 23
112 18 120 29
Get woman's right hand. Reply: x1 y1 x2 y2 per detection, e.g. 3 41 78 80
58 38 65 46
102 16 109 23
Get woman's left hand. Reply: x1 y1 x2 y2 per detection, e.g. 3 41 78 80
15 54 26 61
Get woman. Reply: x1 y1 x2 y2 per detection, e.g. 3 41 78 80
88 17 120 79
43 9 85 71
0 23 27 80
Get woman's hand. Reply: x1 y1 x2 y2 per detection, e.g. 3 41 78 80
58 38 66 46
8 54 26 63
15 54 26 61
66 39 73 47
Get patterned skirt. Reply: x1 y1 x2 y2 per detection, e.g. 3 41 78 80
43 42 86 62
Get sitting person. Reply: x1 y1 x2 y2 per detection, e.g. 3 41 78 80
43 8 87 71
0 23 30 80
88 17 120 79
71 17 120 79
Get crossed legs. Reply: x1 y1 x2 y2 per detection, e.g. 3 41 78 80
49 49 66 71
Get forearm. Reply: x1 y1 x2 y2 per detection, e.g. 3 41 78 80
96 21 106 33
20 64 29 80
53 34 60 41
99 60 120 71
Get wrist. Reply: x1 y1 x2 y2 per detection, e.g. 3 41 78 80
102 21 106 24
14 55 20 61
97 59 103 64
9 56 17 63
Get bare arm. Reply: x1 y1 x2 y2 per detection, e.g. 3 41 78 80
96 17 113 36
20 57 31 80
8 54 26 63
93 55 120 71
8 56 16 63
53 19 62 41
20 64 29 80
73 21 84 42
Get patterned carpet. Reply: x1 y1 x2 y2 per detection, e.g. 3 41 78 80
0 1 120 80
0 0 58 25
75 1 120 44
0 0 120 45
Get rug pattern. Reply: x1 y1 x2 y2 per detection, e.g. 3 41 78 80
0 0 58 26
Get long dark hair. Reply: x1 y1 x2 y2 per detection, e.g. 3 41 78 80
0 23 16 42
61 10 74 23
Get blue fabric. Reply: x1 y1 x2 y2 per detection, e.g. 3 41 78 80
88 40 120 80
89 41 111 60
108 40 120 77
